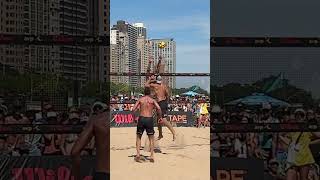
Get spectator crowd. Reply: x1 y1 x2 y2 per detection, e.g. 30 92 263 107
211 103 320 180
0 93 210 157
0 100 96 157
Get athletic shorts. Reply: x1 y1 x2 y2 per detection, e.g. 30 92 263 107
93 172 109 180
158 100 168 118
137 116 155 135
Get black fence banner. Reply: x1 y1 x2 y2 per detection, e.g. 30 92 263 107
211 37 320 47
211 158 264 180
211 123 320 133
110 111 193 127
0 156 95 180
0 34 109 46
0 124 84 134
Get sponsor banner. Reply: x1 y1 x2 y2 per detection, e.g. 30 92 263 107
0 124 83 134
211 158 264 180
211 37 320 47
211 123 320 133
0 34 109 46
0 156 95 180
110 100 210 104
111 111 193 127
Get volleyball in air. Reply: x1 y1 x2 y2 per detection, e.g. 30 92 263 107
158 41 166 49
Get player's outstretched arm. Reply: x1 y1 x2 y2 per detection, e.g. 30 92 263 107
145 77 152 87
145 77 157 88
71 118 94 180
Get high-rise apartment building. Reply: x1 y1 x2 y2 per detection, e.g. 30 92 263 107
24 0 60 75
133 23 147 39
59 0 89 82
88 0 109 83
103 0 110 83
111 20 139 88
0 0 24 73
110 28 120 84
133 23 151 87
110 27 129 85
0 0 109 110
151 38 176 89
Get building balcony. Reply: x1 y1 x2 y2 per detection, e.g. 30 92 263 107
62 69 86 75
62 63 87 68
60 57 87 63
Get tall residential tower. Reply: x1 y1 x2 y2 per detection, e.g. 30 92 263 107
151 38 176 89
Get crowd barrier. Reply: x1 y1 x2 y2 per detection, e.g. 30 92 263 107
111 111 194 127
0 156 95 180
212 123 320 132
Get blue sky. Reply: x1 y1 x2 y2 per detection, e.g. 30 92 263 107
111 0 210 91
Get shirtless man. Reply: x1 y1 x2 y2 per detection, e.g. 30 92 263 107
132 87 162 163
145 75 176 140
71 102 109 180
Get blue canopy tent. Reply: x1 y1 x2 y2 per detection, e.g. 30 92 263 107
181 91 199 97
225 93 290 107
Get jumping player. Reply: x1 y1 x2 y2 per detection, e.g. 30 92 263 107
145 75 176 141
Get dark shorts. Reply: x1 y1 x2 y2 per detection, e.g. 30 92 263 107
158 100 168 118
137 116 155 135
93 172 109 180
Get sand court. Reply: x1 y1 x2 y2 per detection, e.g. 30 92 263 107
111 127 210 180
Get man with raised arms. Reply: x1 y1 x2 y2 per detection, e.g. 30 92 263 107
145 75 176 140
